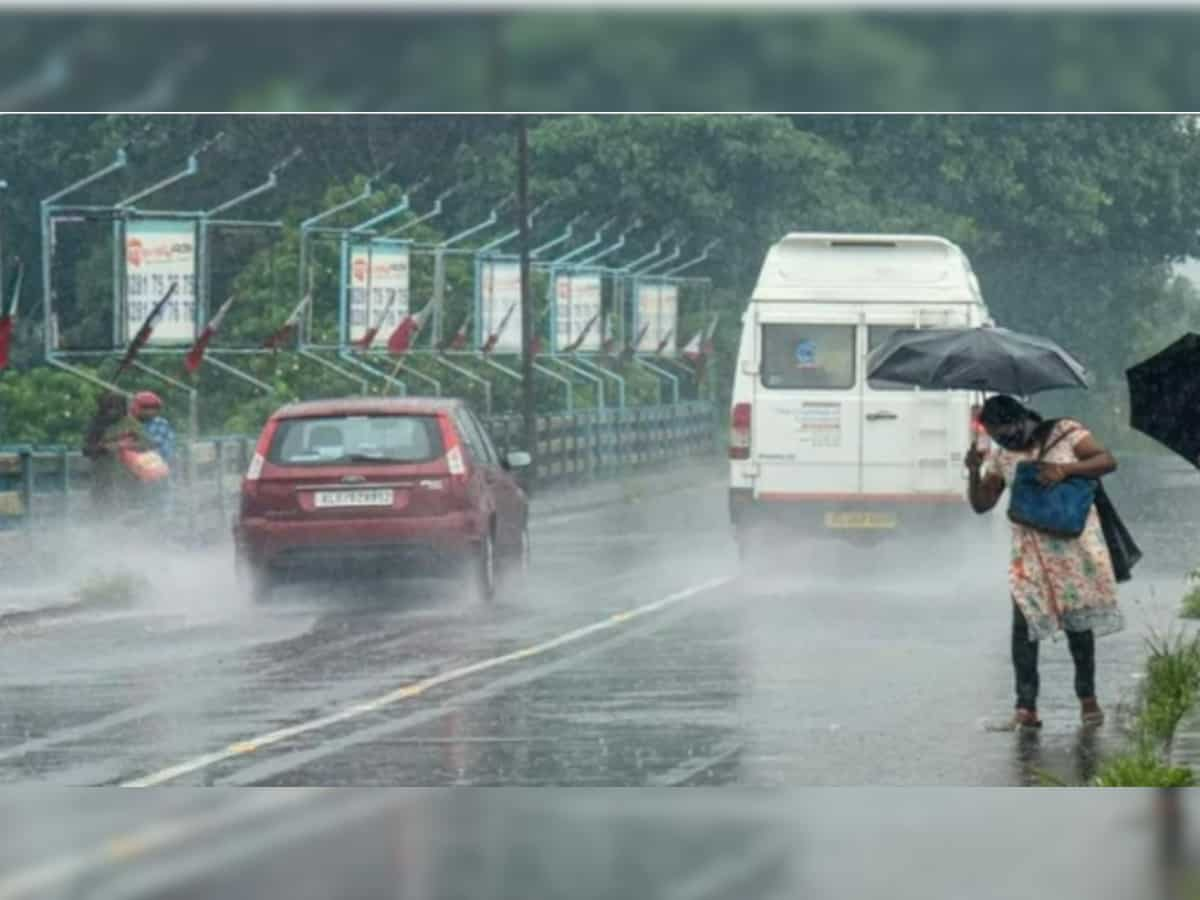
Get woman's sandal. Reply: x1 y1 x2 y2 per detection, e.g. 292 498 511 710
1080 698 1105 727
1013 707 1043 730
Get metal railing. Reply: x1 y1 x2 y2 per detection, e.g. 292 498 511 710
0 401 718 542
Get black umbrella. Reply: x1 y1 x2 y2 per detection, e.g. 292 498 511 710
1126 332 1200 468
866 325 1090 396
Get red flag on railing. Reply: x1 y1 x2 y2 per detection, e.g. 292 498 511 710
621 323 650 364
563 312 599 354
0 258 24 371
481 303 517 355
442 314 471 352
184 295 235 374
262 293 311 351
655 327 674 356
116 282 178 377
387 298 435 355
0 315 10 372
353 291 402 351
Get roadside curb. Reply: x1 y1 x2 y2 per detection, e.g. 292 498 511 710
1169 701 1200 770
529 461 725 520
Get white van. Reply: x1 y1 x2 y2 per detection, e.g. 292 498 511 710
728 233 992 552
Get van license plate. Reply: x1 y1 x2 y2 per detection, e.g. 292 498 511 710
825 512 897 530
314 489 394 508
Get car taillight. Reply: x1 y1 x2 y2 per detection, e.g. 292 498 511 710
730 402 751 460
245 418 278 483
241 418 279 515
437 415 470 486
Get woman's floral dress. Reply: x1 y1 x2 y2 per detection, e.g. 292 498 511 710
986 419 1124 642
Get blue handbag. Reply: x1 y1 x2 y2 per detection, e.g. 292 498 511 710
1007 426 1097 538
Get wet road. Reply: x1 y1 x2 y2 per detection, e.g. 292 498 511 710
0 788 1188 900
0 457 1195 790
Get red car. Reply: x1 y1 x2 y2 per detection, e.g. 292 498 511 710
234 396 531 602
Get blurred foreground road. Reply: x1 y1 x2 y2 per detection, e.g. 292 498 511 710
0 789 1190 900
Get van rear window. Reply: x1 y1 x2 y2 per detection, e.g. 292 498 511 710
761 324 855 390
268 414 443 466
867 326 917 391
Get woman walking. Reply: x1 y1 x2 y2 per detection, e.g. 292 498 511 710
965 395 1123 729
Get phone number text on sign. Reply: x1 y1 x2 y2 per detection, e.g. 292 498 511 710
125 220 198 344
348 243 410 348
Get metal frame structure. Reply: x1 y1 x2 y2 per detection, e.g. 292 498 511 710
29 146 722 443
38 144 309 433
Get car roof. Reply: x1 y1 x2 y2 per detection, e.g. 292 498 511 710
272 396 465 420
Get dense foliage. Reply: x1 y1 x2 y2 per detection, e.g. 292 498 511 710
3 115 1200 447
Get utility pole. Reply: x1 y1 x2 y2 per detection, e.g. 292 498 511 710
517 117 537 469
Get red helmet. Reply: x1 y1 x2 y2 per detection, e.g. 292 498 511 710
132 390 163 416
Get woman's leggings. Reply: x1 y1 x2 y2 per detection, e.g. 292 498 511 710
1012 603 1095 709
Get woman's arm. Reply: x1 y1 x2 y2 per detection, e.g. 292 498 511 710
1038 433 1118 484
965 443 1005 513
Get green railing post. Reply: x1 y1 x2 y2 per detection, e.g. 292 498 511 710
19 449 33 532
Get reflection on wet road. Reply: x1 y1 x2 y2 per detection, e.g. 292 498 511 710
0 457 1194 789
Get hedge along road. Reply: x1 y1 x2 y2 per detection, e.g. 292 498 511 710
0 456 1191 791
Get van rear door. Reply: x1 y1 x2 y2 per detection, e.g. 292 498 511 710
861 307 972 496
751 310 862 497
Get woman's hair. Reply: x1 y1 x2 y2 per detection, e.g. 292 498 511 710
979 395 1043 428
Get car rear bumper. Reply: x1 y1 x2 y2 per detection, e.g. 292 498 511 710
729 487 972 538
235 511 481 572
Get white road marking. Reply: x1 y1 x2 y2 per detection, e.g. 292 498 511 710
648 740 745 787
120 576 734 787
0 560 675 766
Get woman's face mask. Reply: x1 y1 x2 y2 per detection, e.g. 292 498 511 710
990 419 1035 451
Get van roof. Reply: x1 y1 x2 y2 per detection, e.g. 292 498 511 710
751 232 984 304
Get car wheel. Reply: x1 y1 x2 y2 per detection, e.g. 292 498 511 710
506 521 531 574
464 530 496 604
236 552 274 604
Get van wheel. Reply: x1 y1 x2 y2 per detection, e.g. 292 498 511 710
463 531 496 604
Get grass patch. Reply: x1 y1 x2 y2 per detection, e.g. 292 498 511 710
1092 743 1195 787
1181 568 1200 619
1141 627 1200 745
1087 626 1200 787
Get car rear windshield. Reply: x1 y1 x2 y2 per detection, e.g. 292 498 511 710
761 323 856 390
268 414 444 466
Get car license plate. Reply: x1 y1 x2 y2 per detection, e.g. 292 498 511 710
824 511 897 530
314 488 394 509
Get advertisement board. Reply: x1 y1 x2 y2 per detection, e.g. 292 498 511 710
553 271 603 352
124 219 197 344
479 259 523 353
348 242 410 347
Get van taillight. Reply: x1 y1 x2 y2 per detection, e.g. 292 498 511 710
730 403 751 460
